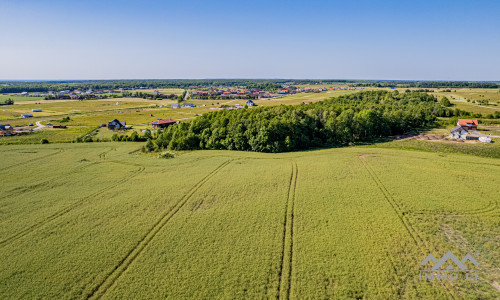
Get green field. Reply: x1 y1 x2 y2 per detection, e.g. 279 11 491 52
0 142 498 299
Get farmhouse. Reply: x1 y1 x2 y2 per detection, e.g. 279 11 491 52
246 100 257 107
450 119 491 142
108 119 126 130
21 114 33 118
32 108 42 112
151 119 179 129
457 119 478 131
0 124 14 136
182 103 195 108
171 103 180 109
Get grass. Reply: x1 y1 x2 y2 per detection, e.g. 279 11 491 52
0 126 94 145
0 94 46 102
0 143 498 299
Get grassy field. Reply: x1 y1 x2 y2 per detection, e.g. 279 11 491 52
0 142 498 299
0 94 46 103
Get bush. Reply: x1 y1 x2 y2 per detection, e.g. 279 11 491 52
158 151 175 159
130 131 139 141
41 138 49 144
439 97 451 107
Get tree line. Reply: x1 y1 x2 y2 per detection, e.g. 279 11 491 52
146 91 463 153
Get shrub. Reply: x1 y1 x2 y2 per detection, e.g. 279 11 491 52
41 138 49 144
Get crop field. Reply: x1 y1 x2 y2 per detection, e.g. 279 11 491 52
0 143 498 299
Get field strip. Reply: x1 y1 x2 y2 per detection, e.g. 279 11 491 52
0 148 64 172
277 161 298 300
0 161 145 247
358 155 458 298
84 159 233 300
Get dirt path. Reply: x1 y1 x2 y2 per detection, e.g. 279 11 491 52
34 121 46 131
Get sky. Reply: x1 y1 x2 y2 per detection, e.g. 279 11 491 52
1 0 499 80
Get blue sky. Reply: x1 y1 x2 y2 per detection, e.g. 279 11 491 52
1 0 499 80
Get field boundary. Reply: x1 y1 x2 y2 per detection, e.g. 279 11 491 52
84 159 233 299
277 161 298 300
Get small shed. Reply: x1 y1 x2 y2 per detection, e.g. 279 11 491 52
32 108 42 112
21 114 33 118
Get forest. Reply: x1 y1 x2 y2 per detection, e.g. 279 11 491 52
148 91 460 153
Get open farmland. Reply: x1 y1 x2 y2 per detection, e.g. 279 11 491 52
0 143 498 299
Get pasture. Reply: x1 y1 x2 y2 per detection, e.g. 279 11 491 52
0 143 498 299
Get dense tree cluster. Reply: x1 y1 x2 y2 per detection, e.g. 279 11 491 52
149 91 456 153
0 98 14 105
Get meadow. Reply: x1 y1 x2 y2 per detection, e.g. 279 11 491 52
0 142 498 299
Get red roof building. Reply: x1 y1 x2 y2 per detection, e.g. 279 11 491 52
457 119 478 130
151 119 178 128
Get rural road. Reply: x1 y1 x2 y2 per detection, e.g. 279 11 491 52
34 121 46 131
184 91 190 101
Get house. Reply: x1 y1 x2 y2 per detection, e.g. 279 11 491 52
457 119 478 131
0 124 14 136
32 108 42 112
450 125 490 142
246 100 257 107
21 92 28 96
151 119 179 129
450 126 468 140
108 119 126 130
21 114 33 118
171 103 180 109
182 103 195 108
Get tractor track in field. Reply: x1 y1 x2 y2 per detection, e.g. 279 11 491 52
84 159 233 300
1 146 115 203
277 161 298 300
358 155 459 299
1 148 64 172
0 161 102 203
0 161 145 247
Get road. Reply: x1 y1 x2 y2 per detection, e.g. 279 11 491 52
184 91 190 101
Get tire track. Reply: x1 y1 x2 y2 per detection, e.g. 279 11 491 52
0 161 102 203
0 161 145 247
1 148 64 172
85 159 233 300
277 161 297 300
358 155 458 299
